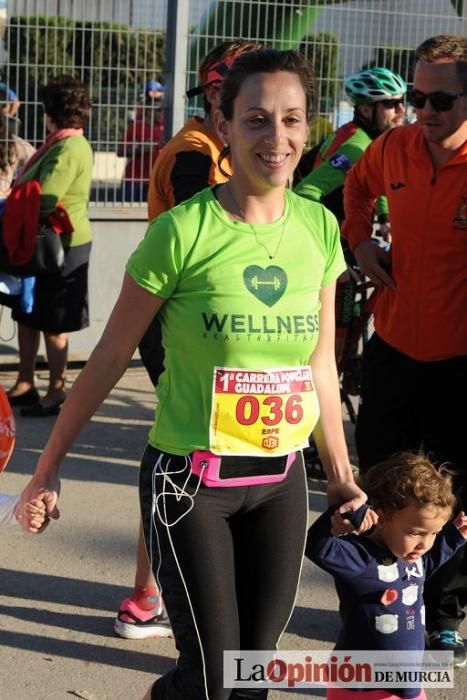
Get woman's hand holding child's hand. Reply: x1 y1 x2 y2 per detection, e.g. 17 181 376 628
16 483 60 533
18 498 49 531
327 481 378 536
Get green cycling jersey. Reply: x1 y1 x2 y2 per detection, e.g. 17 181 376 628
294 121 388 224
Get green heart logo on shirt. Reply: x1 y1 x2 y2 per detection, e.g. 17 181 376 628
243 265 288 307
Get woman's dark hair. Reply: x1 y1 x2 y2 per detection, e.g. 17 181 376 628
41 74 92 129
219 49 316 120
217 49 317 176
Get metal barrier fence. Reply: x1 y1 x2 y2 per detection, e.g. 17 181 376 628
0 0 466 208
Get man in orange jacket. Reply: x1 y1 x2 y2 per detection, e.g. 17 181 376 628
343 34 467 666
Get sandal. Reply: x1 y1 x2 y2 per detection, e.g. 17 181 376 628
20 400 63 417
7 388 40 407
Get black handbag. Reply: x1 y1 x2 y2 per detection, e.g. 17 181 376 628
0 221 65 277
0 289 20 309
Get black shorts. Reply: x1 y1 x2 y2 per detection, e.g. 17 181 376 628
139 445 307 700
13 242 91 334
356 333 467 499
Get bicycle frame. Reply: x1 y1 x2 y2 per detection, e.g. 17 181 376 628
338 282 379 423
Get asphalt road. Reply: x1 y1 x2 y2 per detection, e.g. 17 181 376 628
0 366 465 699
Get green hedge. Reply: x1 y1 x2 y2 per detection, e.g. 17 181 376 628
299 32 340 113
363 46 416 86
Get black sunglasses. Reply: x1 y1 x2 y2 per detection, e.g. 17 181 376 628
379 98 405 109
408 89 466 112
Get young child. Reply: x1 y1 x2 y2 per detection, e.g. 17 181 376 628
1 385 52 529
306 452 467 700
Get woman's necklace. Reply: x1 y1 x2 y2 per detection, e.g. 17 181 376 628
221 185 286 260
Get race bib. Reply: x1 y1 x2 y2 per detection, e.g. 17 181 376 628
209 366 320 456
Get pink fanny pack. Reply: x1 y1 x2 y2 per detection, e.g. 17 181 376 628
191 450 296 487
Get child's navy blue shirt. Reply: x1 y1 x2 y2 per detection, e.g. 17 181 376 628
306 504 466 698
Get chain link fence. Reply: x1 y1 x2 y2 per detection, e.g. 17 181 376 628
0 0 465 208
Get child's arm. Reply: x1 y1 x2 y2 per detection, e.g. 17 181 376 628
0 493 20 526
305 503 374 578
424 512 467 579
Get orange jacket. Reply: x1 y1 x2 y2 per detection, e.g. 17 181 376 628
147 117 231 221
342 123 467 362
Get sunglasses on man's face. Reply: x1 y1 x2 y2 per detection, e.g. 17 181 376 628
408 89 466 112
380 98 405 109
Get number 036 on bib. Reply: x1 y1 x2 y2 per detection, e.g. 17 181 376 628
209 366 320 457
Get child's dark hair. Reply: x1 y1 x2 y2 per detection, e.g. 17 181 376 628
218 49 316 176
359 452 456 517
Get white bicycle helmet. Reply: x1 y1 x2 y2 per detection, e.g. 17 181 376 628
344 68 407 105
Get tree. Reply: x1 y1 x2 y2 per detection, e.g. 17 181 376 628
299 32 340 113
363 46 416 87
449 0 464 16
5 15 165 148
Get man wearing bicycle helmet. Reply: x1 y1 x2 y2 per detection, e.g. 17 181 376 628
294 67 406 361
295 67 406 222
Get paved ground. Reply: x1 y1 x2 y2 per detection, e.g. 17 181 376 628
0 365 465 699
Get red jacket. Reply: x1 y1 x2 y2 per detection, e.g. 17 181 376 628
342 123 467 362
122 114 164 183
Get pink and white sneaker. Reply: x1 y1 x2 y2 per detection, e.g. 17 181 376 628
114 597 173 640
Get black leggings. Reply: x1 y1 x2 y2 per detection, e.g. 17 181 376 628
139 445 308 700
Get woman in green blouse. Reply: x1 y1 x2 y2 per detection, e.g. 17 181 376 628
8 75 93 417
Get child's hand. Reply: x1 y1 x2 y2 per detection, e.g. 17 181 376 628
359 507 379 533
332 504 378 536
17 497 49 531
454 511 467 538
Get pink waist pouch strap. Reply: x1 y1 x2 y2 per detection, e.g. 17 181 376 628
191 450 297 487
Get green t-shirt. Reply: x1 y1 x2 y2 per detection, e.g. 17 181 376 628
127 187 345 455
20 135 93 247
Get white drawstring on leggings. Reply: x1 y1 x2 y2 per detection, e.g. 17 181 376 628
148 452 206 607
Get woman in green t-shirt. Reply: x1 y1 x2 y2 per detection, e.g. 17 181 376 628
17 51 374 700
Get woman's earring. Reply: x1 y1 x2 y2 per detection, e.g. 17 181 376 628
224 143 229 148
